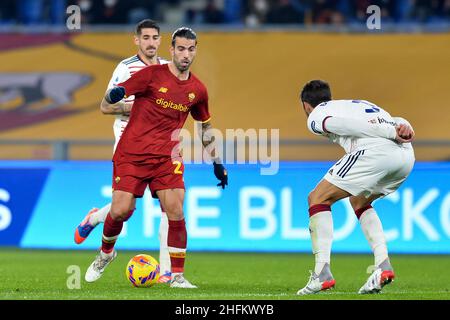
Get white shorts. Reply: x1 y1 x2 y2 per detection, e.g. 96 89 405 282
113 117 129 152
324 144 415 198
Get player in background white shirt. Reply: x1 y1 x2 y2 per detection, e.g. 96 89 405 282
74 20 172 283
296 80 415 295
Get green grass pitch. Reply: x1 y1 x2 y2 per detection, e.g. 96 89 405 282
0 248 449 300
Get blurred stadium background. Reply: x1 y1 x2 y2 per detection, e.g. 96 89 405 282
0 0 450 299
1 0 450 161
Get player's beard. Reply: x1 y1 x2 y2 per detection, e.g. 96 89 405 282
141 46 157 60
174 58 192 72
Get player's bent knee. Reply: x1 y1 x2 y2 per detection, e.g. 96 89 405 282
308 193 320 207
162 201 183 218
110 206 134 222
165 208 184 221
167 211 184 221
109 211 125 222
308 190 332 207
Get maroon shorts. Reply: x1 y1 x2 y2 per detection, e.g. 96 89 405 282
112 157 185 198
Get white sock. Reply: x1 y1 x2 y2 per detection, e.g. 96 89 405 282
89 203 111 226
309 210 333 275
359 208 389 267
159 211 171 274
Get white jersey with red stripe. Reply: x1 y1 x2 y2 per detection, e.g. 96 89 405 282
307 99 415 197
107 55 169 152
307 99 407 154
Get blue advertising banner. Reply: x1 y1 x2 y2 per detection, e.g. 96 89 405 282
0 161 449 254
0 168 49 245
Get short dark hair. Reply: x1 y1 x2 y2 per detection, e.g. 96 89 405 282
171 27 197 46
135 19 160 36
300 80 332 108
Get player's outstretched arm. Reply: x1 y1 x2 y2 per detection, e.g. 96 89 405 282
199 121 228 189
100 87 132 115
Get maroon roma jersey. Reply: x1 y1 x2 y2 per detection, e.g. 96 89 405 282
113 64 210 163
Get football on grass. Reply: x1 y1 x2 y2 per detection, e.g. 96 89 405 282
126 254 160 287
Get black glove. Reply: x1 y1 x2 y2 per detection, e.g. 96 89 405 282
213 162 228 189
105 86 126 104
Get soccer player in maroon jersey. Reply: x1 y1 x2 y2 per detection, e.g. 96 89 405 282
85 27 228 288
74 19 174 284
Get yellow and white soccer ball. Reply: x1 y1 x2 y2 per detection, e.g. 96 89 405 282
126 254 160 287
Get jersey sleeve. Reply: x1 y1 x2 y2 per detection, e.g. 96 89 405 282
307 107 329 136
393 117 413 128
117 66 151 97
191 87 211 122
107 62 130 90
324 117 397 139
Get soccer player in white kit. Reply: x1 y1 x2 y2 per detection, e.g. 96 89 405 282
74 19 172 283
296 80 415 295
